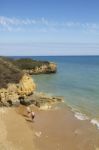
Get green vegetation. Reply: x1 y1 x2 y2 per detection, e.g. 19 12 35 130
0 57 23 88
14 58 50 70
0 57 51 88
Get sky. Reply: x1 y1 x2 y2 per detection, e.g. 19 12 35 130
0 0 99 56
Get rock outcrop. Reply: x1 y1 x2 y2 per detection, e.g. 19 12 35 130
0 57 60 108
16 91 64 108
13 58 57 75
0 74 36 106
23 62 57 75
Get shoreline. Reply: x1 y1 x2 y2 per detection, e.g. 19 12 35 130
17 104 99 150
1 103 99 150
0 56 99 149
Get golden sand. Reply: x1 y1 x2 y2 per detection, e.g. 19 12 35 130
0 107 36 150
0 105 99 150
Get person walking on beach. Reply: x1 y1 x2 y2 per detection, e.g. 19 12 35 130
26 107 31 117
31 111 35 121
26 107 35 121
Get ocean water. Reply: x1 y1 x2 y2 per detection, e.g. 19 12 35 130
13 56 99 127
29 56 99 125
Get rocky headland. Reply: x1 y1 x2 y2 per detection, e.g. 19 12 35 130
1 57 99 150
0 57 62 108
14 58 57 74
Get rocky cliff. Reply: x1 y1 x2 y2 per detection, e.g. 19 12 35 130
0 74 36 106
0 57 61 108
23 62 57 75
12 58 56 74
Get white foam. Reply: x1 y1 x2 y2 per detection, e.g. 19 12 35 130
74 112 89 121
90 119 99 129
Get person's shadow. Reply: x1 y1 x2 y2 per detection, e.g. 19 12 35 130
22 114 28 117
25 118 33 123
22 114 34 123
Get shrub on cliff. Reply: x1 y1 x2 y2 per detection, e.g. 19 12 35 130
14 58 50 69
0 57 23 88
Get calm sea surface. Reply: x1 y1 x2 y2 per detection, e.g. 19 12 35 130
14 56 99 122
30 56 99 121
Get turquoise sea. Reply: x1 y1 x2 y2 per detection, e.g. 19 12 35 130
14 56 99 127
29 56 99 126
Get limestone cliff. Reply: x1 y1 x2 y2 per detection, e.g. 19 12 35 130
17 74 36 96
13 58 57 75
23 62 57 75
0 74 36 106
0 57 59 107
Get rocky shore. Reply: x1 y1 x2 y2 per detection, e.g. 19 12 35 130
0 57 62 108
14 58 57 75
23 62 57 75
1 57 99 150
0 56 64 150
0 74 36 107
0 80 63 108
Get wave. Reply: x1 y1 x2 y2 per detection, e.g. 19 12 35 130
90 119 99 129
74 112 99 130
74 112 89 121
63 103 99 130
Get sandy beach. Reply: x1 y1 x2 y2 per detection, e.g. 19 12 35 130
0 107 36 150
1 105 99 150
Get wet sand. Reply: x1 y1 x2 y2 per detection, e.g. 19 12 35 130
0 105 99 150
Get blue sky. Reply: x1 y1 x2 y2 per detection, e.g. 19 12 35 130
0 0 99 55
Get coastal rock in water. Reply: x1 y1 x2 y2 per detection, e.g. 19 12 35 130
26 92 64 108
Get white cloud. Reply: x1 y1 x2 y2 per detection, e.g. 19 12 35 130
0 16 99 33
0 16 49 26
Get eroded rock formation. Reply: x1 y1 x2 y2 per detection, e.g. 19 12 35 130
0 74 36 106
23 62 57 75
0 57 60 108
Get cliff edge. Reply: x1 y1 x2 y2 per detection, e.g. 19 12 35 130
14 58 57 74
0 74 36 106
0 57 36 106
0 57 61 108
